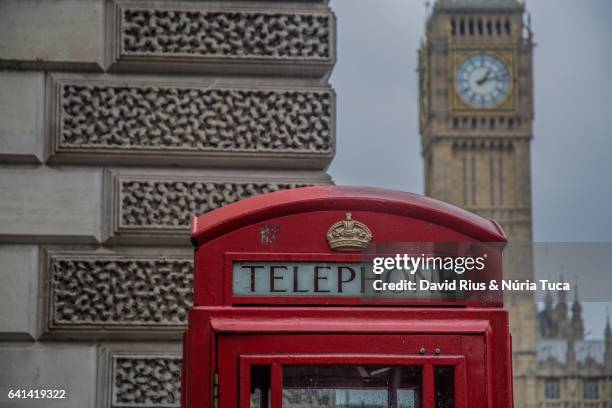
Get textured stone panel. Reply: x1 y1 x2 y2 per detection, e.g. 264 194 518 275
0 245 39 340
122 9 330 59
105 170 331 244
59 85 331 151
111 355 181 407
48 76 335 168
44 250 192 337
107 1 335 76
0 72 44 163
0 166 102 244
0 0 104 70
0 343 97 408
119 178 305 230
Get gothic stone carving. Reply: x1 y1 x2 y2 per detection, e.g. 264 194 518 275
107 1 336 76
111 355 181 407
45 251 192 336
48 76 335 168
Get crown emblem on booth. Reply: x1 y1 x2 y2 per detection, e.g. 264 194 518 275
326 213 373 251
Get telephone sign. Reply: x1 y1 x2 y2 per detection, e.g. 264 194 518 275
232 262 367 296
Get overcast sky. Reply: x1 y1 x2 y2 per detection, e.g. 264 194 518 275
328 0 612 337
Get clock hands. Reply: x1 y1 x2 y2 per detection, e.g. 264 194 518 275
476 69 491 85
475 69 507 86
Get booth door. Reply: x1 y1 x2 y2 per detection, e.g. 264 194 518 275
218 334 485 408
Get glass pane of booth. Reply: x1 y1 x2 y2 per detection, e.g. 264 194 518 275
251 365 271 408
434 366 454 408
282 365 422 408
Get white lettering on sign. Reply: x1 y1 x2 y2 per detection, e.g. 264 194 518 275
233 262 367 296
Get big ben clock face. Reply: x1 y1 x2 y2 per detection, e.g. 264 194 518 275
455 54 510 108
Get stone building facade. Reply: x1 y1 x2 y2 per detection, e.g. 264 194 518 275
419 0 539 406
536 291 612 407
0 1 336 407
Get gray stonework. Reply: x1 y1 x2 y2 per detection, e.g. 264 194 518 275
0 0 336 405
0 0 105 71
106 0 336 77
111 356 181 407
0 71 45 163
41 247 193 340
104 168 331 244
0 343 98 408
0 245 39 340
46 74 335 168
0 166 103 244
97 343 182 408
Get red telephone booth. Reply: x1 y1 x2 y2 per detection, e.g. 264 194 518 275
183 186 513 408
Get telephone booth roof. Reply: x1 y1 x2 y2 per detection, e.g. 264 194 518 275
191 185 506 246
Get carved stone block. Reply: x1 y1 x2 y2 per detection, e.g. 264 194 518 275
98 344 182 408
107 0 336 77
42 249 192 339
112 356 181 407
105 169 330 244
47 75 335 168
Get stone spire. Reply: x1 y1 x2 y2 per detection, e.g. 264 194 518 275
570 284 584 340
605 310 612 369
545 288 553 311
555 276 569 337
606 311 611 343
540 289 556 338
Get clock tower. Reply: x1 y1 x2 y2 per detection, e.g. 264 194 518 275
419 0 537 406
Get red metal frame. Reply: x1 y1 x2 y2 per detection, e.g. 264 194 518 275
239 354 467 408
185 307 512 408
